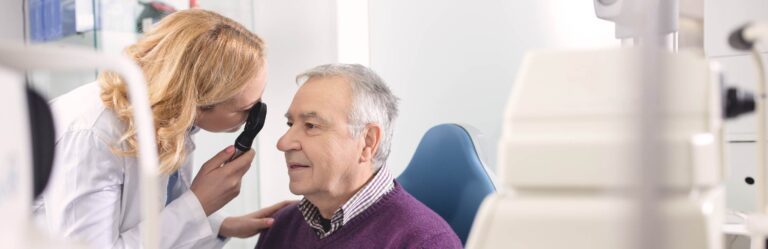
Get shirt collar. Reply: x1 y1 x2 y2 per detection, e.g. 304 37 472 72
297 164 395 238
339 164 394 224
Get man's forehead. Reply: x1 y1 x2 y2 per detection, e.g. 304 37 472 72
286 78 351 120
300 76 351 97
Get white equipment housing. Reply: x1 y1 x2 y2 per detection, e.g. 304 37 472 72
0 42 159 249
466 48 724 249
0 65 87 248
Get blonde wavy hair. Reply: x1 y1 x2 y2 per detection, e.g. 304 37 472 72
99 9 265 174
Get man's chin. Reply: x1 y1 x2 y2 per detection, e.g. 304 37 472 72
288 183 308 196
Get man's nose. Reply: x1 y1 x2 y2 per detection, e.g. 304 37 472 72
276 129 299 152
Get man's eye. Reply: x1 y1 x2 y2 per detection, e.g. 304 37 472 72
286 122 293 127
305 123 316 129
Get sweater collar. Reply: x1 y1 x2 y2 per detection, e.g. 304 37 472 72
298 165 395 238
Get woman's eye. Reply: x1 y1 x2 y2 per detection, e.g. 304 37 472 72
286 122 293 127
200 105 215 111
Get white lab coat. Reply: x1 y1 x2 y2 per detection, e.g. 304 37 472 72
34 82 227 249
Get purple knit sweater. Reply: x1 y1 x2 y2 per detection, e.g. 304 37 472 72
255 181 463 249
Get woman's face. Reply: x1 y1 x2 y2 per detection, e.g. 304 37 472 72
195 66 267 132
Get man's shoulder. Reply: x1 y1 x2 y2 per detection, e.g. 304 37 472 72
261 202 303 234
387 186 453 229
366 185 463 248
255 202 304 249
271 202 301 221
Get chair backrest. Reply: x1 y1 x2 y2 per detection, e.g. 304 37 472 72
397 123 496 245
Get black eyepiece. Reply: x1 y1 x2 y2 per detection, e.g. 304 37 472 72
234 102 267 151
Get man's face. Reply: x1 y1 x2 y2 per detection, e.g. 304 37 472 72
277 76 368 197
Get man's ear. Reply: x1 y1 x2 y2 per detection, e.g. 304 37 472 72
359 124 381 163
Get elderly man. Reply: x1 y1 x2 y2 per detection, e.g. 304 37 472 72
255 64 462 248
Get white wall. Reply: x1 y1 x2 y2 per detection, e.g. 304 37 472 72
198 0 255 31
368 0 617 176
0 0 24 41
252 0 338 214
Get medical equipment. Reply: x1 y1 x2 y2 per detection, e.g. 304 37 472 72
729 23 768 51
465 47 725 249
26 85 56 198
0 41 160 249
229 101 267 162
0 63 81 249
466 1 730 248
594 0 678 40
726 21 768 249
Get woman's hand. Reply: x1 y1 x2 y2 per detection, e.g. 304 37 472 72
219 200 297 238
190 145 254 216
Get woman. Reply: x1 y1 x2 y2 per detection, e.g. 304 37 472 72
35 9 289 248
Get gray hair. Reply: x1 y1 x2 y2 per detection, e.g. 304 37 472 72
296 64 399 170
